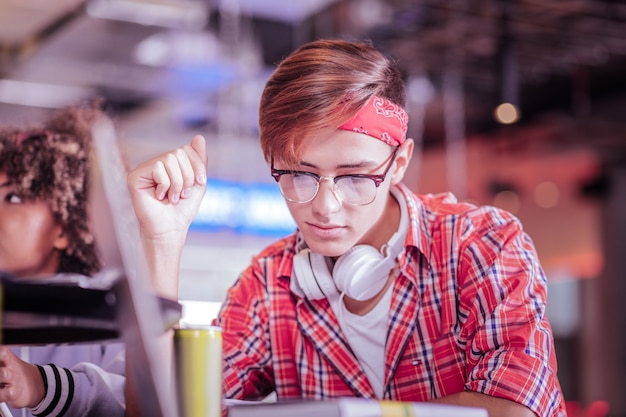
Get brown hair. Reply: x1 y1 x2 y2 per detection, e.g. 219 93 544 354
259 39 406 166
0 102 104 276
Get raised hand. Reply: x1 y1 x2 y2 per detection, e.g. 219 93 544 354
127 135 208 240
127 134 209 297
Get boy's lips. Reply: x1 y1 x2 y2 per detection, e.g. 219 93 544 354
307 222 344 238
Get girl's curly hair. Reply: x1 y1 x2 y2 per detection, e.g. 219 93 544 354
0 102 104 276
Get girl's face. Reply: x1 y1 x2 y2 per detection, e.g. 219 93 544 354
0 171 68 278
274 129 412 258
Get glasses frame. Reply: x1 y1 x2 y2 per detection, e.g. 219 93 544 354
270 147 399 205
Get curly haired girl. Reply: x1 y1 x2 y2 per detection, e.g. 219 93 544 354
0 102 125 417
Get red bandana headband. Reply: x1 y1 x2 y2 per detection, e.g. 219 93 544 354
338 96 408 146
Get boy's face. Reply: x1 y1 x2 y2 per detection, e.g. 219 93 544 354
275 129 408 258
0 171 68 278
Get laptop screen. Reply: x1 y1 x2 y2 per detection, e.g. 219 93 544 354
89 116 179 417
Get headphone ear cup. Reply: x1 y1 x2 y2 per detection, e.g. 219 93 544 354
292 249 336 300
333 244 390 300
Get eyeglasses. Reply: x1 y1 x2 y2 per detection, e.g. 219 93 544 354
271 148 398 206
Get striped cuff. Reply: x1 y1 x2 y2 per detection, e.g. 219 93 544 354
31 364 75 417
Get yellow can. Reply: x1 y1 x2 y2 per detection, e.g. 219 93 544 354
174 325 223 417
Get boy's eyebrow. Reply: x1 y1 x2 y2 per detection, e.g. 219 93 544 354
0 181 10 188
299 159 379 170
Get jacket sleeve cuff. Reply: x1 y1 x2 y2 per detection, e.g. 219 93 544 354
30 364 75 417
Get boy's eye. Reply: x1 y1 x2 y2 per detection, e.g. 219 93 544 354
6 192 23 204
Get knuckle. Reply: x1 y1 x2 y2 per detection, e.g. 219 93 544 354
173 147 188 159
163 152 178 164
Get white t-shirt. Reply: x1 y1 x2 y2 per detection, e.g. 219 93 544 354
335 285 393 398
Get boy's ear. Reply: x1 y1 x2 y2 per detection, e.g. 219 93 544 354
391 138 414 184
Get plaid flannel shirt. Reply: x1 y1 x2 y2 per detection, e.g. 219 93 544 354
215 183 566 417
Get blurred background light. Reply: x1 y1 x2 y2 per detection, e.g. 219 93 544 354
492 189 521 215
494 102 521 124
534 181 560 209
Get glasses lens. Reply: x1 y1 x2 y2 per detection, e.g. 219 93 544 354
278 173 318 202
336 177 377 205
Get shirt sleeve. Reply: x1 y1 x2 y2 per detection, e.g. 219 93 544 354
215 261 275 400
30 344 125 417
456 206 565 417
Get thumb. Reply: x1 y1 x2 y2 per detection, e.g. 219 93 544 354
190 134 208 186
191 134 208 166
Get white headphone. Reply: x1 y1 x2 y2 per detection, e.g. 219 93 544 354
290 187 409 301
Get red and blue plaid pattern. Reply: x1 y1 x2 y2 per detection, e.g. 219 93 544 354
216 184 566 417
